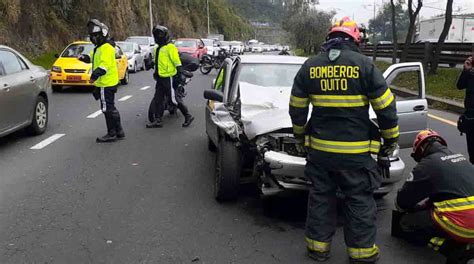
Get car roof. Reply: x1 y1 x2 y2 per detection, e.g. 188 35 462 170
126 36 152 39
239 55 306 64
177 38 200 41
70 41 92 45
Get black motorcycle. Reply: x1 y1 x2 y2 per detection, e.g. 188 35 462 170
200 48 231 75
148 53 199 122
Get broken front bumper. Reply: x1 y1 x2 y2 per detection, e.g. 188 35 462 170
262 150 405 196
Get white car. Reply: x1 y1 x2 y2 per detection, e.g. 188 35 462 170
204 55 428 201
125 36 155 66
231 41 244 55
202 39 219 56
251 45 263 53
116 41 145 73
219 41 232 52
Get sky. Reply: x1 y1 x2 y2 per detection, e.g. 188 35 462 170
317 0 474 26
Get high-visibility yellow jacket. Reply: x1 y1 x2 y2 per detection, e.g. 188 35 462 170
91 43 119 87
154 43 182 78
289 42 399 168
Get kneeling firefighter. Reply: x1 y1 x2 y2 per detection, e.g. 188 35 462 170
146 25 194 128
79 19 124 143
393 129 474 263
289 17 399 263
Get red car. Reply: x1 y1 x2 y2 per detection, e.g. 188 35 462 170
174 38 207 60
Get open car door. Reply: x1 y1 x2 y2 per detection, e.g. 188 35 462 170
382 62 428 149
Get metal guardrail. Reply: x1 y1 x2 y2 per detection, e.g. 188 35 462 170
361 43 474 69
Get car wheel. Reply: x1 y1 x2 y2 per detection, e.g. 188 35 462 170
26 96 48 135
208 136 217 152
214 138 241 202
52 85 62 93
121 70 129 85
133 62 137 73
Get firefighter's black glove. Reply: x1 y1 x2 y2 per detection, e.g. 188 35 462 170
90 68 106 81
380 137 399 157
78 54 91 64
377 155 391 179
92 87 100 101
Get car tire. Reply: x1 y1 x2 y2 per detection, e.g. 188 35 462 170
133 62 137 73
26 96 48 136
52 85 62 93
208 136 217 152
121 70 129 85
214 138 241 202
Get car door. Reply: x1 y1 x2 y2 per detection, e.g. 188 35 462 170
0 49 36 130
206 60 232 145
0 65 7 133
381 62 428 148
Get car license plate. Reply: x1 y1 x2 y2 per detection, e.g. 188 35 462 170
66 75 82 81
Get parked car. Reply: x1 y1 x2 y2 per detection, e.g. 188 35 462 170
116 41 145 73
50 41 129 92
204 55 428 201
251 45 263 53
0 45 50 137
202 38 219 57
125 36 155 66
230 41 244 55
174 38 207 60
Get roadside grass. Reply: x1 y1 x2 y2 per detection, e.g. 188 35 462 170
29 51 58 70
374 61 465 101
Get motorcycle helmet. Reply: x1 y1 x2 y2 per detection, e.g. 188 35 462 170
411 129 447 162
153 25 171 46
87 19 109 46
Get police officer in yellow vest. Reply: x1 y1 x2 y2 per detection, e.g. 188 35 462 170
146 25 194 128
289 17 399 263
79 19 124 143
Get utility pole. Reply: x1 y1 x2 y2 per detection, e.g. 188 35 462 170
207 0 210 35
373 0 376 40
149 0 153 36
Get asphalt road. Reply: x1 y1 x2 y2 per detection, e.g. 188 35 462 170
0 62 468 264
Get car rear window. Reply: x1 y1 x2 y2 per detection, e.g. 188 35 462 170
175 40 197 48
61 44 94 58
117 42 134 53
239 63 301 87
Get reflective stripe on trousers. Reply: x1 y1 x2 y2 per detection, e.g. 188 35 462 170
347 245 379 259
306 237 330 253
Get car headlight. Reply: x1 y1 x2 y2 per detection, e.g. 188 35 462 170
51 66 62 73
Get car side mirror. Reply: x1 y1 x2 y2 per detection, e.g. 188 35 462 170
204 89 223 102
54 54 59 58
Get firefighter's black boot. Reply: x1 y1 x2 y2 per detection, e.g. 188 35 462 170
308 249 330 262
440 240 474 264
146 118 163 128
113 110 125 139
349 253 379 264
182 114 194 127
97 112 117 143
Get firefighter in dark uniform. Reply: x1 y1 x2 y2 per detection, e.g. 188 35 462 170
79 19 124 143
289 17 399 263
457 56 474 164
393 129 474 263
146 25 194 128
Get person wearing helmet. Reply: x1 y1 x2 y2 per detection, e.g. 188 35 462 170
146 25 194 128
78 19 124 143
289 17 399 263
456 56 474 164
393 129 474 262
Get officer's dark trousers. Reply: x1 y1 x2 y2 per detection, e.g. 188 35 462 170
154 76 189 120
305 159 381 254
466 132 474 164
398 210 441 245
98 86 123 136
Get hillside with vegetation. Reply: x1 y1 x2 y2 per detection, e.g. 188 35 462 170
0 0 253 57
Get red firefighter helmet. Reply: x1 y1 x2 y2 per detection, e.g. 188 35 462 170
328 17 361 43
412 129 447 161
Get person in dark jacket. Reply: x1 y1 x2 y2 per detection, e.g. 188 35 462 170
289 17 399 263
393 129 474 263
457 56 474 163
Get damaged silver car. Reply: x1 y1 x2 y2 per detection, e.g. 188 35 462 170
204 55 428 201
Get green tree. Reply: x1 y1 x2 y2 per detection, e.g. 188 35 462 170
368 1 409 43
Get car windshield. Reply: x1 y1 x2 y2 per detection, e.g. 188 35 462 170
60 43 94 58
239 63 301 87
175 40 197 48
126 37 149 45
202 39 214 46
117 42 134 53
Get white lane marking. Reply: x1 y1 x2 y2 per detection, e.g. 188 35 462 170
118 95 133 102
30 134 65 150
87 110 103 119
428 114 457 127
140 86 151 91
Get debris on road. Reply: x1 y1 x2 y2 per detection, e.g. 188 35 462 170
191 256 200 262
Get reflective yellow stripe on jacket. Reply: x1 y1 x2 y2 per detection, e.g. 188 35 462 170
306 137 380 154
432 196 474 239
306 237 330 253
381 125 400 139
310 94 368 108
434 196 474 212
290 95 310 108
293 124 306 135
370 88 395 110
348 245 379 259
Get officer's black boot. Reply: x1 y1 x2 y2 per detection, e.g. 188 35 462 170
97 112 117 143
182 114 194 127
113 110 125 140
146 118 163 128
